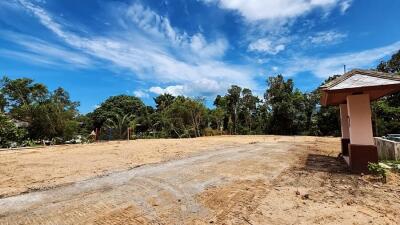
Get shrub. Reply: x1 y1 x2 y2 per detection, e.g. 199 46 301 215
203 128 221 136
0 113 27 148
368 162 388 183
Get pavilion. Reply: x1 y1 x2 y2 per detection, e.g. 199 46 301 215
320 69 400 173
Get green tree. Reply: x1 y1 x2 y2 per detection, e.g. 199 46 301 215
372 100 400 136
161 96 207 138
254 101 270 134
377 50 400 74
374 49 400 136
0 92 6 113
226 85 242 134
75 114 94 136
291 90 307 134
134 106 155 136
104 113 135 139
163 96 192 138
213 95 229 131
154 94 175 112
28 91 79 141
1 77 47 107
264 75 296 135
183 98 207 137
1 76 48 121
210 107 225 134
310 75 341 136
91 95 145 128
0 113 27 148
1 77 80 142
240 88 259 134
313 105 340 136
303 91 320 134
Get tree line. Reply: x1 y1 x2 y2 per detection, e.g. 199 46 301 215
1 50 400 147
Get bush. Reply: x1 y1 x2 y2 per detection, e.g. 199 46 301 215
203 128 221 136
368 163 388 183
0 113 27 148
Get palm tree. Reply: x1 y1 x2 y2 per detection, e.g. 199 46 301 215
104 113 135 139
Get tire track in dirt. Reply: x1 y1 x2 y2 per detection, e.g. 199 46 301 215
0 142 297 224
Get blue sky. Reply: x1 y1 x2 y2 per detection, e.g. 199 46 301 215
1 0 400 113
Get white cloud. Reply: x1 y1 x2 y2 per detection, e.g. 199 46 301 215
15 0 259 98
202 0 349 21
133 90 149 98
149 85 185 96
126 2 182 44
125 2 228 60
283 41 400 78
248 38 285 54
0 32 93 68
307 30 347 45
340 0 352 14
189 34 228 59
0 49 60 66
149 78 224 97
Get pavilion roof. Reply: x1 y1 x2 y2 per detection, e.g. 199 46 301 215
320 69 400 106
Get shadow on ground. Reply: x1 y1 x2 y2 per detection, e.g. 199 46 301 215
305 154 349 173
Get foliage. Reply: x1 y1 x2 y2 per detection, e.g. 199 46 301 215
27 88 79 141
0 92 5 113
368 163 388 183
240 88 260 134
75 114 94 135
377 50 400 74
161 96 207 138
209 107 225 134
90 95 145 128
226 85 242 134
154 94 175 112
265 75 298 134
308 75 342 136
372 100 400 136
1 77 80 144
0 113 27 148
103 113 135 139
381 160 400 172
373 50 400 136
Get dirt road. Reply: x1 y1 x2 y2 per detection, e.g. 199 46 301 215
1 136 399 224
0 141 298 224
0 136 302 198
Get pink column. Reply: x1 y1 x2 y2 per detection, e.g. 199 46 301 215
346 94 378 173
339 104 350 139
346 94 374 145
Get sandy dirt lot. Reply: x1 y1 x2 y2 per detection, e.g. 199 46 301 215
0 136 399 224
0 136 299 198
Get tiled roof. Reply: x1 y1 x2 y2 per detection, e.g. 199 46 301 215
321 69 400 90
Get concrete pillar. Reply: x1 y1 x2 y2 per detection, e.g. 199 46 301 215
346 94 378 173
340 104 350 139
346 94 374 145
339 104 350 156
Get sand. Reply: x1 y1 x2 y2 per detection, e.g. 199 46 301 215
0 136 399 224
0 135 305 198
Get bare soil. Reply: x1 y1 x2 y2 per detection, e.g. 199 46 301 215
0 136 399 224
0 136 290 198
198 139 400 225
